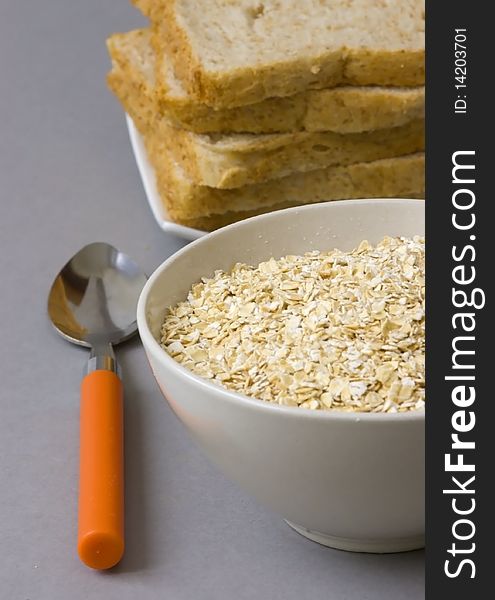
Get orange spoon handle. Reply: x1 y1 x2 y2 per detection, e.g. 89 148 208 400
78 369 124 569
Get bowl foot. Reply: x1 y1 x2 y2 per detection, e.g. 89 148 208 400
285 520 424 553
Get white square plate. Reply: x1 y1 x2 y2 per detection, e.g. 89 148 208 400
126 115 206 241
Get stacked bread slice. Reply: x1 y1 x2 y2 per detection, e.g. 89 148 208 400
107 1 425 231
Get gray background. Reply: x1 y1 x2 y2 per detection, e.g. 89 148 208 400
0 1 424 598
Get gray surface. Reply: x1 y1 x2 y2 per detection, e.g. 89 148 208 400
0 1 424 598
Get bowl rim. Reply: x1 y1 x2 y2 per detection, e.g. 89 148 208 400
137 199 425 423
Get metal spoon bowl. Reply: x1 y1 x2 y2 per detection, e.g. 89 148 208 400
48 241 146 347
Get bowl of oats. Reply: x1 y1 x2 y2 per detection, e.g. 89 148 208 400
137 199 425 553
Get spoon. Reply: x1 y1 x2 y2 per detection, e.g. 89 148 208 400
48 242 147 570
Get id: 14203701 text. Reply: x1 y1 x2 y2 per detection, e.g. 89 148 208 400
454 29 467 114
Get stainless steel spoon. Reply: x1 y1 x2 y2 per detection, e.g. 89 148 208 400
48 242 147 570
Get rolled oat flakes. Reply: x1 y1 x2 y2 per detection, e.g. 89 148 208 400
161 236 425 412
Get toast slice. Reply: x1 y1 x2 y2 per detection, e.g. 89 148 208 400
152 118 424 189
109 55 424 189
108 31 424 189
148 0 425 108
143 133 425 226
108 29 425 135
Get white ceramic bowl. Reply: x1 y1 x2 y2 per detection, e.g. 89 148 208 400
137 200 425 553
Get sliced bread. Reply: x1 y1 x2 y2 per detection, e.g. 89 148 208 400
153 118 424 189
108 31 424 189
109 51 424 188
108 29 425 135
150 0 425 108
144 133 425 225
164 203 305 232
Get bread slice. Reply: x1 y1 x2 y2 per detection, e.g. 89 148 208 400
109 54 424 189
150 0 425 108
165 200 320 231
108 31 425 189
144 133 425 225
157 119 424 189
107 29 425 135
